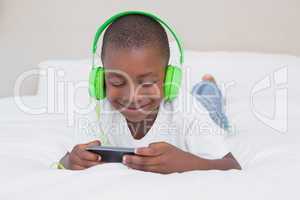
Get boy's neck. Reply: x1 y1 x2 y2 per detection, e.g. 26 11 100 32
126 109 159 140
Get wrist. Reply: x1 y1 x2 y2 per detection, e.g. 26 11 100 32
59 152 70 169
185 153 213 171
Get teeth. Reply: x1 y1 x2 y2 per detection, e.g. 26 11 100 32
128 106 144 109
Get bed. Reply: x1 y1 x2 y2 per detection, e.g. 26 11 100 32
0 49 299 200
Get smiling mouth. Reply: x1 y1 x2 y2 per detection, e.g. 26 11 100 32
118 102 151 111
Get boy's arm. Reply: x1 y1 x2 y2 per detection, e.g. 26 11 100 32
123 142 241 174
59 152 70 169
194 152 241 170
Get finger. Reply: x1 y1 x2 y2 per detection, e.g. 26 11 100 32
74 141 101 161
135 146 161 156
73 154 101 168
125 162 158 173
85 140 101 147
135 142 169 156
81 160 101 168
69 155 86 169
77 149 101 162
70 164 86 170
123 155 159 166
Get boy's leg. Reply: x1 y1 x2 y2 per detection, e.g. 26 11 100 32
191 74 229 130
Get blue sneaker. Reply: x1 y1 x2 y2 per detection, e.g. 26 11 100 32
192 81 229 130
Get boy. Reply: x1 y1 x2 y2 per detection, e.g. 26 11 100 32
59 14 241 173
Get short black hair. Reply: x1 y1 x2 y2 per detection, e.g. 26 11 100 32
101 14 170 65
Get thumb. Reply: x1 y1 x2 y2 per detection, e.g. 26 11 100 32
85 140 101 147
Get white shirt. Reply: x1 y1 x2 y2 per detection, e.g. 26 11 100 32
74 90 229 160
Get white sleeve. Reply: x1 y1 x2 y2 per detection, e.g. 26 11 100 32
184 105 230 160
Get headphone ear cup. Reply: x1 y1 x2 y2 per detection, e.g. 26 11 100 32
89 66 106 100
164 65 182 101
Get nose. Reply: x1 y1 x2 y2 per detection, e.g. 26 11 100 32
122 84 148 105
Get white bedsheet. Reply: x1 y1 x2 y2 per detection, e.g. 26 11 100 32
1 96 299 200
1 52 300 200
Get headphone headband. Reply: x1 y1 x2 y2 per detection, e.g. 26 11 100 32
91 10 184 65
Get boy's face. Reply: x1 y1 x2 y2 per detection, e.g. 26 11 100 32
103 46 166 122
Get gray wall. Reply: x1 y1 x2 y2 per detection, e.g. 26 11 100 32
1 0 300 97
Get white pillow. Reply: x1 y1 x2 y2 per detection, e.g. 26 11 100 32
37 59 92 115
37 59 90 96
181 52 300 104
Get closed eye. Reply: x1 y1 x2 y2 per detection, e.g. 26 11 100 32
107 79 126 87
141 81 158 87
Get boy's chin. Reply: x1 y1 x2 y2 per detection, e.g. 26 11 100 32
125 116 146 123
120 106 160 123
121 110 151 123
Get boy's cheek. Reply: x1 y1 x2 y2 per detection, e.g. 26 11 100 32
143 89 163 100
145 82 164 99
105 88 122 108
106 85 127 100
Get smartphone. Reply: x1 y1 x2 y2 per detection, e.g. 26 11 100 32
86 146 135 162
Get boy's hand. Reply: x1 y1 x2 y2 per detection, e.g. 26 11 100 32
122 142 201 174
63 140 102 170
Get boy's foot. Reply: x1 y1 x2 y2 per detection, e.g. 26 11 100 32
201 74 216 84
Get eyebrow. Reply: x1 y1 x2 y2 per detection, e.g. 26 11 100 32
106 72 156 79
137 72 154 78
106 73 124 79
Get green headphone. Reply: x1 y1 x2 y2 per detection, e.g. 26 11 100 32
89 11 184 101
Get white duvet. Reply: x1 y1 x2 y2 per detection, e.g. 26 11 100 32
1 51 300 200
